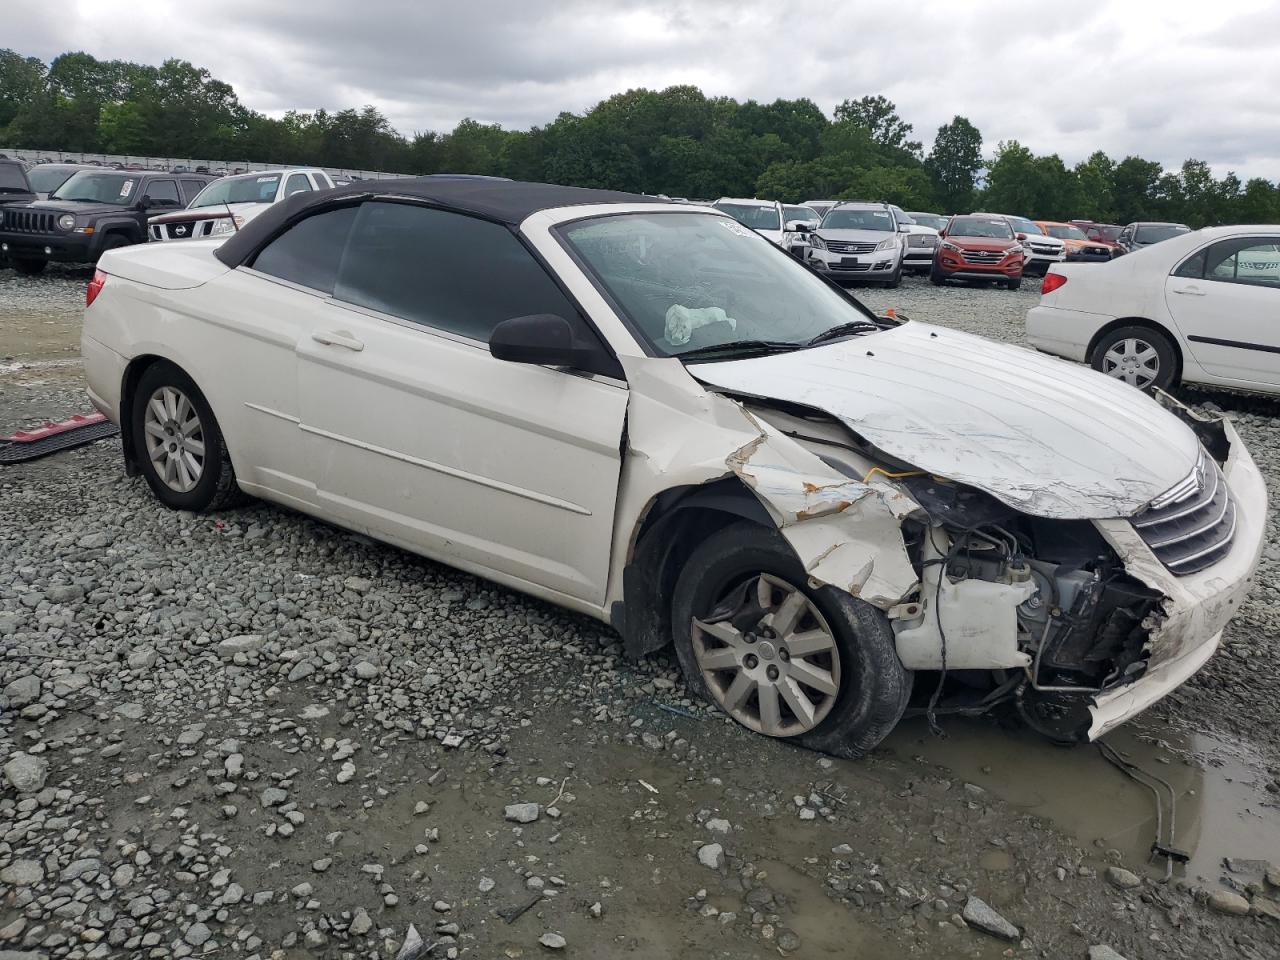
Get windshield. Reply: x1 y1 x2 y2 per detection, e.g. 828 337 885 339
1044 224 1087 241
907 212 947 231
1136 224 1190 243
821 208 895 231
1007 217 1043 236
783 205 819 225
560 212 877 359
1092 225 1122 242
715 202 780 232
27 167 77 194
948 217 1014 239
50 171 140 205
0 165 29 192
190 174 280 207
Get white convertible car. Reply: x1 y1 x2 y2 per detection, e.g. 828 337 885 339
82 180 1266 756
1027 225 1280 394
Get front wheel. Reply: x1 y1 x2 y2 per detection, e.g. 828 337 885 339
884 263 902 288
671 522 911 759
929 265 946 286
1006 277 1022 290
1089 325 1177 391
12 258 46 276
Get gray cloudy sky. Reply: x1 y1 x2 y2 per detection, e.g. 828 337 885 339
11 0 1280 179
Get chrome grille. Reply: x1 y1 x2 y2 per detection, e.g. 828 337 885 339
825 240 876 254
3 209 56 234
1132 450 1236 574
907 234 938 248
961 249 1004 264
1028 242 1059 255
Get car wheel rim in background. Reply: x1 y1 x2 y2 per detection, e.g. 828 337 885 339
692 573 842 737
143 386 206 492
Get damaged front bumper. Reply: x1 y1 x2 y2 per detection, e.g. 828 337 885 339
1086 418 1266 739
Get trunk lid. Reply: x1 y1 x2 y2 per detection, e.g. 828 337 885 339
98 238 232 290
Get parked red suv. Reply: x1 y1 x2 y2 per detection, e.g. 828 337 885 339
930 214 1026 289
1069 220 1123 255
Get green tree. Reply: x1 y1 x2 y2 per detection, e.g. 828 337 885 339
1110 156 1164 223
832 95 921 156
925 116 982 212
1072 151 1115 222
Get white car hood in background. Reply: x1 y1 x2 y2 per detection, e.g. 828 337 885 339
693 321 1200 519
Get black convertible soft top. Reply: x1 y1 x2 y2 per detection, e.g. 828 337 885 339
214 177 663 267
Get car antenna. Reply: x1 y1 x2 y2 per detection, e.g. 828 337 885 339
224 202 239 232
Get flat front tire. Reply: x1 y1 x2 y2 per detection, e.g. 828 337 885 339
671 522 911 759
131 361 243 512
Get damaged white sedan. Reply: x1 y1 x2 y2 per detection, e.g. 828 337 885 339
81 179 1267 756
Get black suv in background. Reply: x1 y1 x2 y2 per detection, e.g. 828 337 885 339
0 169 215 274
1115 221 1191 255
0 159 37 205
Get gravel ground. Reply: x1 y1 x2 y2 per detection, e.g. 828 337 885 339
2 266 1279 959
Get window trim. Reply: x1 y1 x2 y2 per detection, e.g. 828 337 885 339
245 195 626 382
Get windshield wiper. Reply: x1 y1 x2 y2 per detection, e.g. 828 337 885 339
677 339 802 362
806 320 882 346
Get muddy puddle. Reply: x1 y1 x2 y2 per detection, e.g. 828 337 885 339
884 716 1280 888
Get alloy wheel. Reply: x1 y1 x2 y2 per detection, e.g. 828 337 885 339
1101 337 1160 388
143 386 206 493
692 573 842 737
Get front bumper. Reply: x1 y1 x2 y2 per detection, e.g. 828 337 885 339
1065 248 1112 262
808 248 900 278
0 231 95 263
1086 422 1267 739
1022 250 1066 275
934 250 1023 280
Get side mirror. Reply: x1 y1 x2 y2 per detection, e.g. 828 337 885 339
937 230 946 239
489 314 612 374
898 223 911 233
1016 232 1028 241
785 220 813 233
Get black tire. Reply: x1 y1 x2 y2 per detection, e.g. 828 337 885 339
670 522 911 759
1006 277 1022 291
96 233 131 259
884 263 902 288
928 265 946 286
1088 324 1178 392
13 258 46 276
131 360 244 512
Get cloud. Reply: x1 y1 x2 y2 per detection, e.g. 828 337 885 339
7 0 1280 179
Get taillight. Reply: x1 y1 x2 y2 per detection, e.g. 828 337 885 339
1041 272 1067 295
86 269 106 307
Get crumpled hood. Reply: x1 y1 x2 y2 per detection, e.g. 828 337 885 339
692 321 1201 519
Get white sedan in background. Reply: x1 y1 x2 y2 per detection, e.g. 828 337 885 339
1027 225 1280 394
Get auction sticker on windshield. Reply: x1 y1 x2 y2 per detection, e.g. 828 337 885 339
719 220 752 237
119 180 134 197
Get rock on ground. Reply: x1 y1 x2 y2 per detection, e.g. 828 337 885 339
961 896 1020 941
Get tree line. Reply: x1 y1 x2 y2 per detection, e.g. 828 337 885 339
3 48 1278 226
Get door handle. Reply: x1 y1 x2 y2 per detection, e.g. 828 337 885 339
1172 285 1206 296
311 330 365 351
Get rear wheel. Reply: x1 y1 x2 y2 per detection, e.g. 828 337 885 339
671 523 911 759
131 361 244 512
1089 325 1177 391
12 258 46 276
